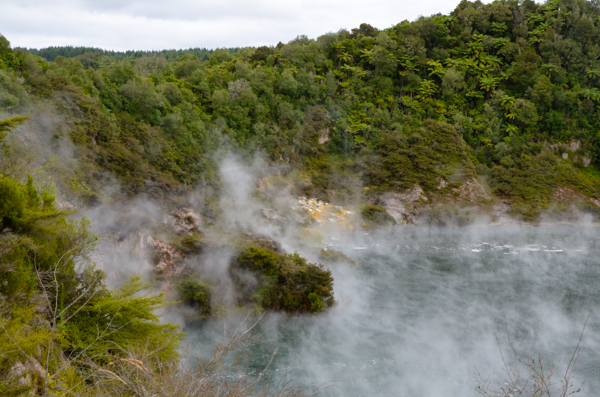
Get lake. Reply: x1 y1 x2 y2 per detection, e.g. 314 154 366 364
186 225 600 397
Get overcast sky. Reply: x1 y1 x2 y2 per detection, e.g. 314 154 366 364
1 0 496 51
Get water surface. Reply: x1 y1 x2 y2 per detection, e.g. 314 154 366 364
191 226 600 396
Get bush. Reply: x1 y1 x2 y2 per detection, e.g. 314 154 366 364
361 204 396 226
176 278 212 316
232 245 334 313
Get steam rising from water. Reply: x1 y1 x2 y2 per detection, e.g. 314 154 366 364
237 226 600 396
82 155 600 396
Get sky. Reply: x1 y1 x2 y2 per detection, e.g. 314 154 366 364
1 0 496 51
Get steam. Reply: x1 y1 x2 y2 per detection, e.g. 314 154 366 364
70 153 600 396
248 225 600 396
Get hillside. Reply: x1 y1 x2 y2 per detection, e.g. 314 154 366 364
3 0 600 222
2 0 600 394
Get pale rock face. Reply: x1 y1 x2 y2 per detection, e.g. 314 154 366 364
7 359 46 396
583 156 591 167
452 178 491 203
55 200 75 211
490 202 511 225
552 188 600 210
318 127 331 144
164 208 201 236
396 185 428 203
261 208 280 220
562 152 569 160
380 196 406 224
549 139 582 153
143 235 183 277
379 185 427 224
8 362 31 387
436 177 448 189
567 139 582 151
553 187 579 202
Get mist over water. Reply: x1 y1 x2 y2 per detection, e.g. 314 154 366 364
186 225 600 397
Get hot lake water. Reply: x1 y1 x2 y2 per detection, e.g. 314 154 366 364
184 225 600 396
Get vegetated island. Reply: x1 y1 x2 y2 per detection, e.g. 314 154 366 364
1 0 600 395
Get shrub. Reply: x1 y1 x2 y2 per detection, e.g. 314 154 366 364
176 278 212 316
232 246 334 313
361 204 396 226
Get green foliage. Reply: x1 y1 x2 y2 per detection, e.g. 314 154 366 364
363 120 475 192
0 175 26 229
176 278 211 316
488 150 594 221
59 277 181 364
0 307 50 396
319 248 356 265
233 245 334 313
1 0 599 215
26 46 238 63
361 204 396 226
0 115 181 394
3 0 600 391
0 36 21 71
0 116 27 145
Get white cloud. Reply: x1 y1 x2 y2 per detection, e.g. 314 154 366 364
0 0 493 51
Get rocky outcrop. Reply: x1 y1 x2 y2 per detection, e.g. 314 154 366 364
318 127 331 144
379 185 428 224
6 359 46 396
376 180 492 225
396 185 428 202
142 235 183 277
553 187 600 209
55 200 75 211
164 208 201 236
436 177 448 189
452 178 491 203
548 139 593 167
261 208 280 220
553 187 581 203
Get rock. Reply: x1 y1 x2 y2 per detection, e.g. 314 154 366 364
396 185 428 202
379 196 406 223
490 202 512 225
436 177 448 189
567 140 582 151
261 208 280 220
55 200 75 211
318 127 331 144
553 187 580 202
452 178 491 203
145 235 183 277
583 156 591 167
8 362 31 388
164 208 201 236
548 139 582 153
379 185 427 224
7 359 46 396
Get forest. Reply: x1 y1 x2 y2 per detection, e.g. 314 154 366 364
2 0 600 395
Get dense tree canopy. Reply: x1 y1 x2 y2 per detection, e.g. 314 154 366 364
2 0 599 221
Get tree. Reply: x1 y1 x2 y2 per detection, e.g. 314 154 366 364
0 35 19 70
479 75 501 99
530 74 554 110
